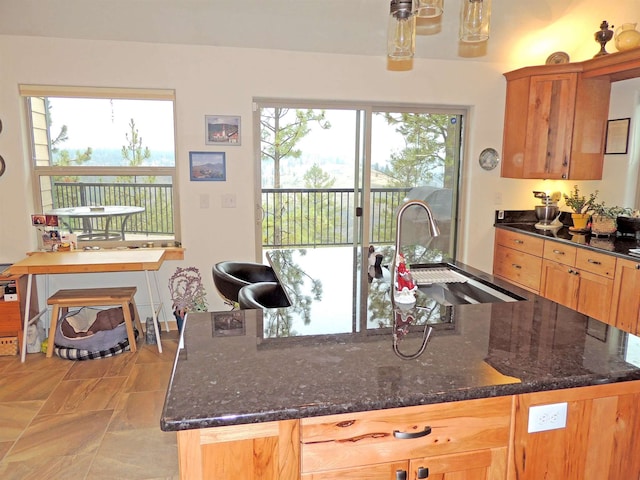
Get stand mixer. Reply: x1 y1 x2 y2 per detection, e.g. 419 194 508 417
533 191 562 230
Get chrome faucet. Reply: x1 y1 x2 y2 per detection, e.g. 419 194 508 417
391 199 440 360
392 199 441 291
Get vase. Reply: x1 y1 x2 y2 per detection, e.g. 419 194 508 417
591 215 617 236
615 23 640 52
571 213 590 231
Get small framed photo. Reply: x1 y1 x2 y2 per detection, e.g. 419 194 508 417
31 214 46 226
189 151 226 181
605 117 630 154
205 115 241 145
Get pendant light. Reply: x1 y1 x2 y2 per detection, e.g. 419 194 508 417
459 0 491 43
414 0 443 19
387 0 416 60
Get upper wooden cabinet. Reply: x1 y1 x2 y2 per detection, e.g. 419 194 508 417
501 49 640 180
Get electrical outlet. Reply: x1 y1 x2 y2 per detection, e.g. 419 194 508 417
528 402 568 433
222 193 236 208
498 210 505 220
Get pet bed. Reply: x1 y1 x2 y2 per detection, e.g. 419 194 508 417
53 306 137 360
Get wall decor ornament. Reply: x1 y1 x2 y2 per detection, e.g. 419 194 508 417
205 115 241 145
605 118 630 154
189 151 226 181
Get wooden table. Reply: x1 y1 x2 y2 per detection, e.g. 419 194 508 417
9 249 168 361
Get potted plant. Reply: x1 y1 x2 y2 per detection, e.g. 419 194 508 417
563 185 598 231
168 267 208 332
591 203 631 236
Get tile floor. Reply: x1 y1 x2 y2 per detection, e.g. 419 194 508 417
0 332 180 480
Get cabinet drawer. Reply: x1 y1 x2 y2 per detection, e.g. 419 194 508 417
300 396 512 473
543 241 577 266
575 249 616 278
495 229 544 256
493 245 542 293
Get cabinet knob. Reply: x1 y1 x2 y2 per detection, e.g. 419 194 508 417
393 426 432 439
417 466 430 478
636 264 640 270
562 174 567 179
395 469 408 480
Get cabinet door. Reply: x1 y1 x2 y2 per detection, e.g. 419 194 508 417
610 258 640 334
513 382 640 480
575 269 613 323
522 73 577 179
409 447 507 480
176 420 299 480
540 260 579 309
301 461 408 480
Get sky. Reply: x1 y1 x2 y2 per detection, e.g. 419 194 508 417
48 98 175 152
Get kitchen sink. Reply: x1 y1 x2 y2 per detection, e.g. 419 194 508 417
410 264 525 306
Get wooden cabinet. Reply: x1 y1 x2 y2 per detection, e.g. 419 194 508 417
512 381 640 480
175 420 299 480
540 246 615 323
493 229 543 293
610 257 640 334
300 396 511 480
0 274 38 354
501 66 610 180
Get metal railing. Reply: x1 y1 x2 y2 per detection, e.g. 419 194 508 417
52 183 418 246
52 181 174 235
262 188 410 247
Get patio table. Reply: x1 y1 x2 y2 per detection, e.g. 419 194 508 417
46 205 144 241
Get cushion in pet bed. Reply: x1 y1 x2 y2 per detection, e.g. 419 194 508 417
54 335 135 361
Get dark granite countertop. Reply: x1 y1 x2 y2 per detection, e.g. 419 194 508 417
161 250 640 432
495 210 640 260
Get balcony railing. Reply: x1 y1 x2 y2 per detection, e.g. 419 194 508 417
52 181 174 236
52 183 416 246
262 188 411 247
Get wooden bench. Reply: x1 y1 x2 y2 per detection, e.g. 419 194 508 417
46 287 143 358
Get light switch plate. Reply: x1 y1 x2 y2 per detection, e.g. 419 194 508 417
528 402 568 433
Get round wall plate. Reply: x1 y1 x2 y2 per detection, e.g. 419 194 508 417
0 155 5 177
479 148 500 170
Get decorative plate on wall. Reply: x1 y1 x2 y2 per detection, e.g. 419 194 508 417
0 155 5 177
478 148 500 171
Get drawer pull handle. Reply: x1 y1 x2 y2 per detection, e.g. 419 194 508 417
637 264 640 270
568 269 580 276
514 239 524 244
587 259 601 265
393 426 432 439
553 249 565 255
512 264 522 269
417 466 430 479
396 470 408 480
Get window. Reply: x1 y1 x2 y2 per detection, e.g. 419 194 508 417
21 86 179 247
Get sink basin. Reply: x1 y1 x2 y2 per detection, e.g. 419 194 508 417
410 264 525 306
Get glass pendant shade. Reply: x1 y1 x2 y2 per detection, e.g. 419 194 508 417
387 0 416 60
459 0 491 42
414 0 444 19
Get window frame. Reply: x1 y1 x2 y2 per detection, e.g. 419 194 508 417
20 85 181 249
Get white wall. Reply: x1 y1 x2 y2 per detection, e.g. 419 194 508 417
0 34 635 320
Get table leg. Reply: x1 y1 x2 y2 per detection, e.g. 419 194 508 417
120 214 133 241
145 270 163 353
20 274 33 362
152 270 170 332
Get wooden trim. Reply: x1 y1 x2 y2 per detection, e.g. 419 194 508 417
18 84 175 100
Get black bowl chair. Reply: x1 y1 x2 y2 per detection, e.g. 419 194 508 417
238 282 291 310
212 261 278 304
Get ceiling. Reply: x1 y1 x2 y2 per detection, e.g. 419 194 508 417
0 0 638 66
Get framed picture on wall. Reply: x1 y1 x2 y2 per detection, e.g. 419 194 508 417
604 117 630 154
205 115 241 146
189 151 226 181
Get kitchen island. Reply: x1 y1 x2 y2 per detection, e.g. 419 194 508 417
161 252 640 479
